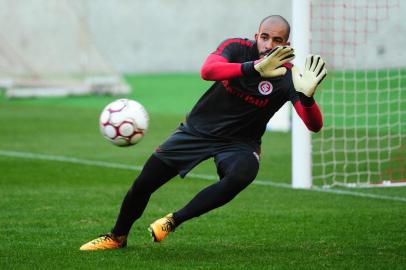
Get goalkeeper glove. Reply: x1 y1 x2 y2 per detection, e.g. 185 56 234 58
254 46 295 78
291 54 327 97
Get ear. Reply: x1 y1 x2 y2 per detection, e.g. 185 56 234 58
285 41 291 46
254 33 259 41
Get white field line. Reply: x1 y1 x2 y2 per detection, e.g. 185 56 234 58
1 149 405 203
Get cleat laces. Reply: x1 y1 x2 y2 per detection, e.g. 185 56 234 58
91 234 113 245
161 219 175 232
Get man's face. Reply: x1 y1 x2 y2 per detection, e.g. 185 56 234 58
255 20 290 59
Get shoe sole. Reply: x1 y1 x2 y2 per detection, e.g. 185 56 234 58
79 244 125 251
148 226 159 242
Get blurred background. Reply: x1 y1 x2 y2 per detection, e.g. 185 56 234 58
0 0 404 75
0 0 290 76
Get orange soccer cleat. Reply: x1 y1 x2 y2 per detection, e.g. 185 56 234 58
148 213 176 242
79 233 127 251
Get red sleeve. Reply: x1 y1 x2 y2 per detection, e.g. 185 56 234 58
200 54 243 81
293 100 323 132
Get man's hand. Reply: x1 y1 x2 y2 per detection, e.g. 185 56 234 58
291 54 327 97
254 46 295 78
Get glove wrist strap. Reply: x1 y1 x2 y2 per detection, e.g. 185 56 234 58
241 61 259 77
298 92 315 107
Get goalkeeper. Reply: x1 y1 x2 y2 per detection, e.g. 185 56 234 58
80 15 327 250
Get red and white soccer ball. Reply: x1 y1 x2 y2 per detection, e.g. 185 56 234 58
99 99 149 146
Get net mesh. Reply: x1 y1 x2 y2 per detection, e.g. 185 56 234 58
310 0 406 187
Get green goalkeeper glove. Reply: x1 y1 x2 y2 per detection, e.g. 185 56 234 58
291 54 327 97
254 46 295 78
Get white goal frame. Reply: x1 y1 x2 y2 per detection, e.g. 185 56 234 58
291 0 311 188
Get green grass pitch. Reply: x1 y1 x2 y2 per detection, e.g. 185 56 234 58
0 74 405 269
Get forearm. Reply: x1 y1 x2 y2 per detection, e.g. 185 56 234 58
200 54 257 81
293 94 323 132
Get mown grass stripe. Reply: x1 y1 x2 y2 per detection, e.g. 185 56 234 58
1 149 405 203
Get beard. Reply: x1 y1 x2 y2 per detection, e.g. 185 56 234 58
259 48 272 58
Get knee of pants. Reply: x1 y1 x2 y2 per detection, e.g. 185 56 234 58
219 153 259 187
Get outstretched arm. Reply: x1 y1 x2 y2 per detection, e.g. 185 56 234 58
290 54 327 132
200 54 244 81
201 44 294 81
292 94 323 133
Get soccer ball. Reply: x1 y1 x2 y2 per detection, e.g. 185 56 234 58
99 98 149 146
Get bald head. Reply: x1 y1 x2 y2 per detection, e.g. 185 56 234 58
255 15 291 58
259 15 290 41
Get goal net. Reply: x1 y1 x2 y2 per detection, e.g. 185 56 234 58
0 0 129 98
310 0 406 187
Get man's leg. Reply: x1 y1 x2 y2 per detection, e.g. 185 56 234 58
172 152 259 227
111 154 178 236
80 154 178 250
150 152 258 242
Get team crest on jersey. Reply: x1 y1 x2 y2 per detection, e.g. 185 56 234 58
258 81 273 95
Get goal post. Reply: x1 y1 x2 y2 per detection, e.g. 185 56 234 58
291 0 311 189
291 0 406 188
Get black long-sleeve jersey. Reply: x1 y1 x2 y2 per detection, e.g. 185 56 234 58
181 38 320 143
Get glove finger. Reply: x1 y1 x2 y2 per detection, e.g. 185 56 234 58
268 46 283 57
310 55 321 72
280 53 295 63
278 46 294 55
278 47 295 60
305 55 312 71
316 68 327 85
314 57 325 76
